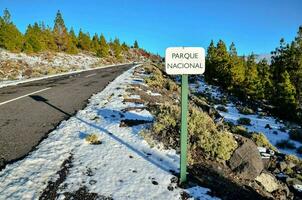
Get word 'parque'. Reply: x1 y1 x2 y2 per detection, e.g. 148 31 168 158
172 53 199 59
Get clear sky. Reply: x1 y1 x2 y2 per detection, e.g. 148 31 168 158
0 0 301 56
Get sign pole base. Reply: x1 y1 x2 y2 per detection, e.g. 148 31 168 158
180 74 188 184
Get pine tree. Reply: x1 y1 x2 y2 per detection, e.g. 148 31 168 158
121 42 129 51
205 40 217 82
243 54 261 98
228 43 245 93
41 25 57 51
23 23 45 52
215 40 231 88
3 8 10 24
133 40 139 48
0 9 23 52
291 27 302 106
91 33 100 53
69 27 78 46
276 70 297 114
97 34 109 57
257 59 273 99
53 10 70 51
77 29 91 51
112 38 122 60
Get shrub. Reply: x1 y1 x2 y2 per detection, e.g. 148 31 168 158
144 65 179 92
145 103 237 161
146 104 181 149
237 106 254 115
289 129 302 143
85 133 101 145
216 105 228 112
285 154 300 164
237 117 251 126
144 66 165 88
251 132 277 151
276 139 296 149
165 79 178 92
231 125 249 137
188 107 237 161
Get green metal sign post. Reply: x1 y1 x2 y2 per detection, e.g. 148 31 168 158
165 47 205 185
180 74 189 183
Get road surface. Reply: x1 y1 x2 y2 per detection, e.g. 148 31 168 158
0 63 134 167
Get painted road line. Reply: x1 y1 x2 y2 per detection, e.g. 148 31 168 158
85 73 97 78
0 87 51 106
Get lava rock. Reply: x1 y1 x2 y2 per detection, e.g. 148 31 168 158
255 172 280 193
229 136 264 180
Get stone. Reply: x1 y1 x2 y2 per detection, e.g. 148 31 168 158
229 136 264 180
0 157 5 170
255 172 280 193
286 177 302 186
278 161 288 172
265 124 272 129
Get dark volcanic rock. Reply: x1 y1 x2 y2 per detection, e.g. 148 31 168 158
229 137 264 180
0 157 6 171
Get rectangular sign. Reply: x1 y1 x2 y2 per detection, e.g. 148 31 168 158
165 47 205 75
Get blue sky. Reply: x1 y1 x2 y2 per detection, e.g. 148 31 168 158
0 0 301 56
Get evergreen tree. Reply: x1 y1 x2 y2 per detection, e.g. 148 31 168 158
69 27 78 46
228 42 245 90
0 9 23 52
291 27 302 106
133 40 139 48
3 8 11 24
77 29 91 51
215 40 231 88
66 27 78 54
112 38 122 59
91 33 100 53
205 40 217 82
53 10 70 52
23 23 45 53
275 70 297 114
97 34 109 57
257 59 273 99
121 42 129 51
41 25 57 51
243 54 261 98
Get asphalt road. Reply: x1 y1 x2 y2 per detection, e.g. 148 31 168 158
0 63 134 166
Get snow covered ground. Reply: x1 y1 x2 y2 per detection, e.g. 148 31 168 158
0 63 128 89
191 77 302 157
0 65 218 200
0 49 101 68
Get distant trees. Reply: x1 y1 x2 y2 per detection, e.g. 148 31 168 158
205 26 302 122
112 38 122 60
133 40 139 49
270 27 302 119
0 9 23 52
0 9 137 58
97 34 109 57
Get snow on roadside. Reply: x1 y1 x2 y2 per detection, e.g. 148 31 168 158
0 49 100 68
0 65 218 200
0 63 128 89
191 76 302 157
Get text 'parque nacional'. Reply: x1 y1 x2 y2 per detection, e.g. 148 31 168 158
165 47 205 75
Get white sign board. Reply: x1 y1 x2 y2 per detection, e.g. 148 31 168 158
165 47 205 75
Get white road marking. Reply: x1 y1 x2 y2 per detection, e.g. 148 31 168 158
85 73 97 78
0 87 51 106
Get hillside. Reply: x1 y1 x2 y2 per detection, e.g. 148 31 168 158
0 47 158 88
